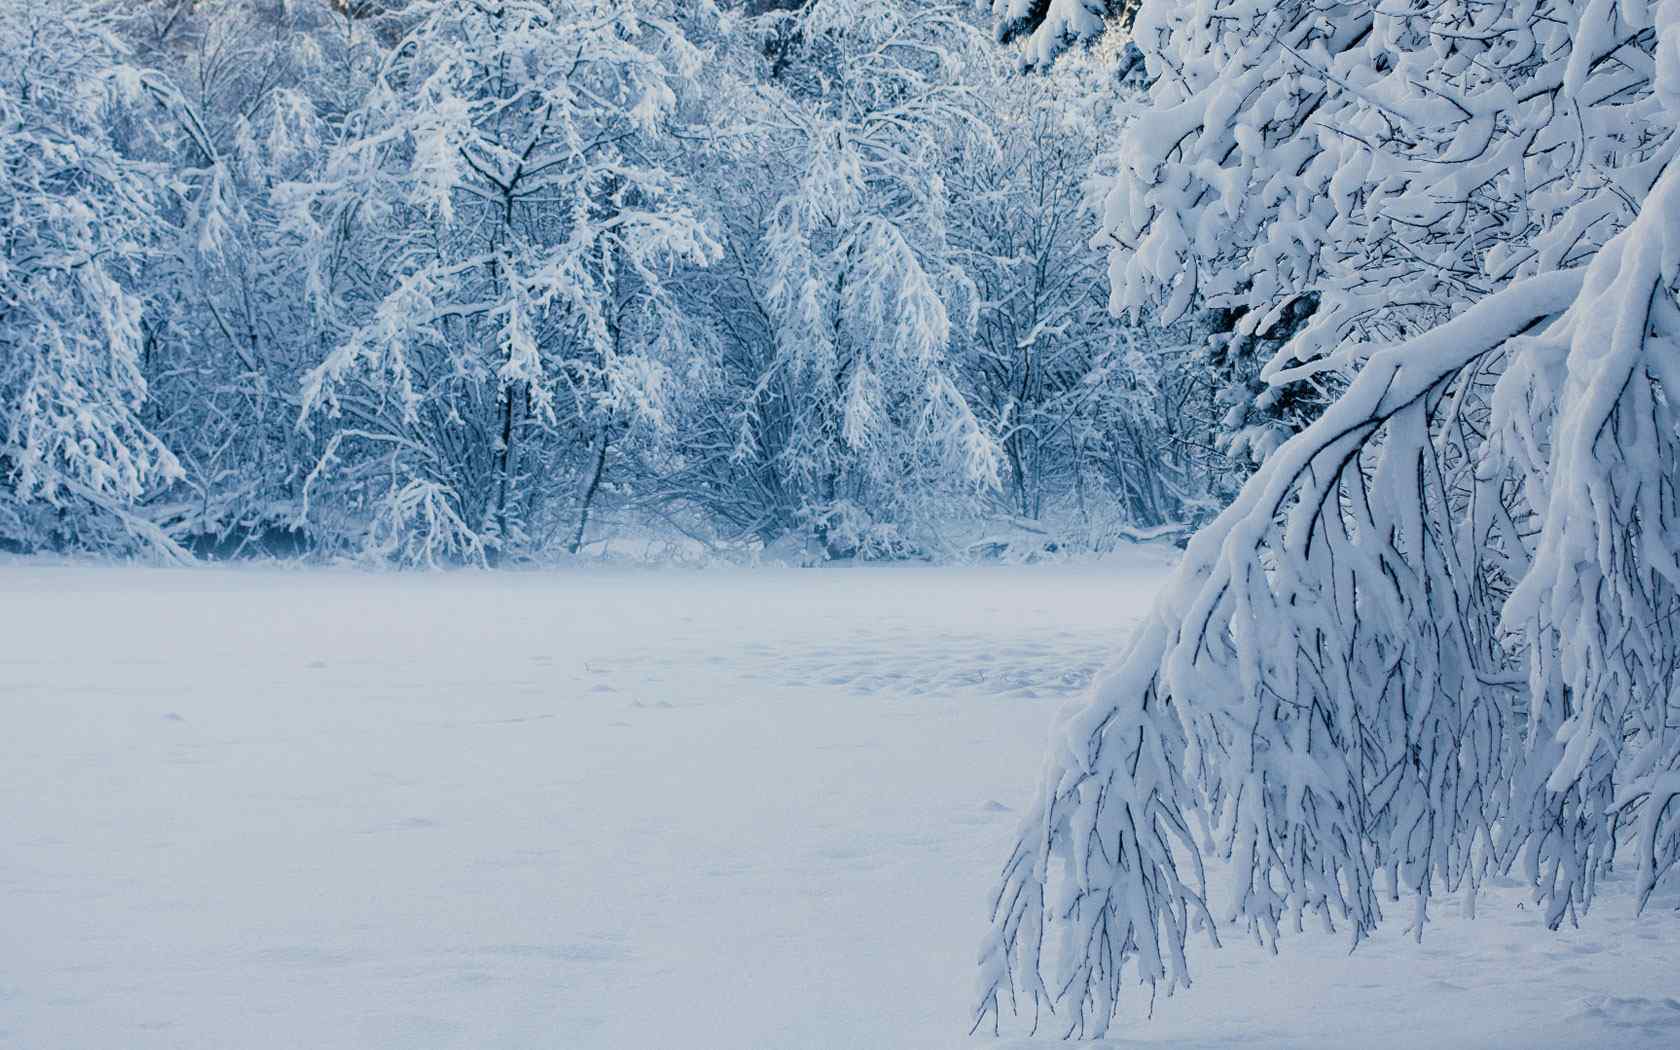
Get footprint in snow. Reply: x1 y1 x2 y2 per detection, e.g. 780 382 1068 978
359 816 438 834
252 944 356 967
357 1014 464 1047
1577 995 1680 1033
479 941 626 964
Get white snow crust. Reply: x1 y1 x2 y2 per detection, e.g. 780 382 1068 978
3 557 1677 1048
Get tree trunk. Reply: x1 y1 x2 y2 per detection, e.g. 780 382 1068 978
569 425 608 555
494 385 516 548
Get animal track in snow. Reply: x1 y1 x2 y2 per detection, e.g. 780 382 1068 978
710 626 1129 701
1577 994 1680 1034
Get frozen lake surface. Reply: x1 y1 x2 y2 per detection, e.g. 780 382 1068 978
4 557 1678 1048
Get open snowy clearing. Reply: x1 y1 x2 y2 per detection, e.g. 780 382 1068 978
3 557 1678 1049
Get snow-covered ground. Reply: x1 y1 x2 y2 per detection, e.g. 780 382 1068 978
3 557 1677 1049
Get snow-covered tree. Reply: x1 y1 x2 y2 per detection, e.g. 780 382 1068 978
652 0 1007 558
754 0 1006 556
988 0 1135 68
943 60 1113 524
0 0 186 555
943 50 1234 537
979 0 1680 1036
288 0 719 563
109 0 369 555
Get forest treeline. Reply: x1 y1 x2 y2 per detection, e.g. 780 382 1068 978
1 0 1291 564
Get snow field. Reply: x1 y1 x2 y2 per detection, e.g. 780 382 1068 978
2 557 1677 1049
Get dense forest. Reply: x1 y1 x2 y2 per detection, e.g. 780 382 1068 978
2 0 1277 565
